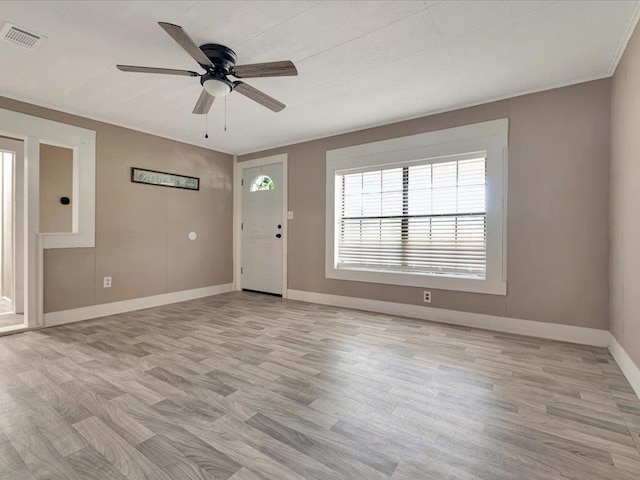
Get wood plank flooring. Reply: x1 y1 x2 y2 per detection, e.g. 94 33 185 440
1 291 639 479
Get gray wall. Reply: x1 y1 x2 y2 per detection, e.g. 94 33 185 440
610 23 640 368
240 79 611 330
0 96 234 314
40 144 73 233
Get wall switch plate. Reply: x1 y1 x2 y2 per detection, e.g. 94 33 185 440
287 211 294 220
423 290 431 303
103 276 112 288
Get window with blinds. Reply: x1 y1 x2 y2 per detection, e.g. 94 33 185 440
336 155 487 279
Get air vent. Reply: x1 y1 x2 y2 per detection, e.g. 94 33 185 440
0 22 45 49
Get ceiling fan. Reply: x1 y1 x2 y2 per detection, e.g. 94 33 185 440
117 22 297 114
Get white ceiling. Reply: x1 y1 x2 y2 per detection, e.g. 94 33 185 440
0 1 638 155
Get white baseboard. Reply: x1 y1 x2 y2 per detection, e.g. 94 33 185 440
609 334 640 398
43 283 233 327
286 289 611 347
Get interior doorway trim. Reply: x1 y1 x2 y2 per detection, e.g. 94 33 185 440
0 108 96 327
233 153 288 297
0 137 24 318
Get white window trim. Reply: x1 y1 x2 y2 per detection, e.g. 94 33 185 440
0 108 96 249
326 119 508 295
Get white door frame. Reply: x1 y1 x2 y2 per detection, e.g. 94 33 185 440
233 153 288 297
0 108 96 329
0 138 24 314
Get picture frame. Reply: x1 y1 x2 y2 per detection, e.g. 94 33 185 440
130 167 199 191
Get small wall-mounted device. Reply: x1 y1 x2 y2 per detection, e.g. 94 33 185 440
60 196 70 205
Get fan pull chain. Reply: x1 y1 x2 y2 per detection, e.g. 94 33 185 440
204 114 209 139
224 95 227 132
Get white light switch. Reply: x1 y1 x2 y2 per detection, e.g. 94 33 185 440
287 211 294 220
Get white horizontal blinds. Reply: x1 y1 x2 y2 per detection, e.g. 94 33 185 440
337 156 487 278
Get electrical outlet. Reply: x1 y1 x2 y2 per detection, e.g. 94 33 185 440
423 290 431 303
287 211 294 220
103 276 112 288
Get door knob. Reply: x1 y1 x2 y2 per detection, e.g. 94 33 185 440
277 224 282 229
275 233 282 238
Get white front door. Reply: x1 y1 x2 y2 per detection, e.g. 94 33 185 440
242 163 283 295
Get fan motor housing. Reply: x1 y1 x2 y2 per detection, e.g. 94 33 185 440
199 43 237 72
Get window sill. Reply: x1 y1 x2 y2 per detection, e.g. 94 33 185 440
326 266 506 295
337 264 486 279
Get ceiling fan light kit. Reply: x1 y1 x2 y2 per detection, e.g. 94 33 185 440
116 22 297 115
202 75 233 97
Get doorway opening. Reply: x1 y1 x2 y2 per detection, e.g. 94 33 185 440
0 137 24 331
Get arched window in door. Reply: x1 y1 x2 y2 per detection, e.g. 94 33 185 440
250 175 275 192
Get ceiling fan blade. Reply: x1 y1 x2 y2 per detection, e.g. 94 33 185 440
158 22 212 68
193 89 215 114
232 60 298 78
117 65 199 76
234 82 285 112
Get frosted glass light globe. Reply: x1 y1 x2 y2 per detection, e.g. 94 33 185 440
203 78 231 97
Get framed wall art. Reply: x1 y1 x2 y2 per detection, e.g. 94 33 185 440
131 167 199 191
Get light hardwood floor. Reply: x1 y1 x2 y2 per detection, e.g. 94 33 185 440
1 291 639 479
